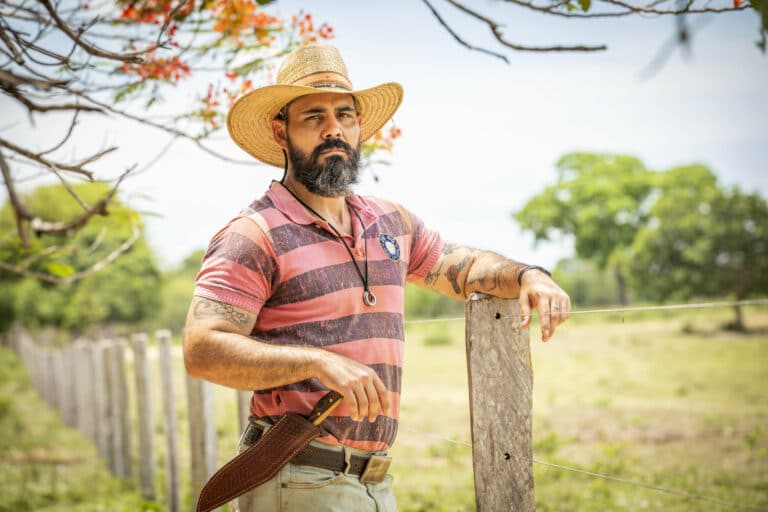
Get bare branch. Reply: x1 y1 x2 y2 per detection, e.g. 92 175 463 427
0 21 24 64
36 0 161 64
444 0 607 52
421 0 510 63
0 136 96 178
74 91 260 165
600 0 749 14
28 166 134 236
0 218 142 285
2 85 105 113
39 110 80 156
0 67 67 90
0 148 33 247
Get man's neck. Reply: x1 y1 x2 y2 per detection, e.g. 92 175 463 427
281 177 351 233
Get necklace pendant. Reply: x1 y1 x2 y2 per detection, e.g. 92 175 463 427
363 290 377 307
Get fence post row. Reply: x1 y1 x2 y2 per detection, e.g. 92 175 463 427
6 298 535 512
466 295 535 512
131 332 157 501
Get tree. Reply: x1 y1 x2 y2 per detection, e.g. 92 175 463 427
628 165 768 330
514 152 656 304
0 0 400 285
421 0 766 61
0 182 161 330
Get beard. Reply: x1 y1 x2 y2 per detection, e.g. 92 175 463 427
287 136 361 198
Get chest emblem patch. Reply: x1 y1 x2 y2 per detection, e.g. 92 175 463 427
378 234 400 261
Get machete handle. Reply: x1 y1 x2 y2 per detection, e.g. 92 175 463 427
307 390 344 425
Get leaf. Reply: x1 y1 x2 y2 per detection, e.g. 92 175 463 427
45 261 75 278
233 58 265 76
114 81 146 103
579 0 592 11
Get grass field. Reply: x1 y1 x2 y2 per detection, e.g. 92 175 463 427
1 305 766 511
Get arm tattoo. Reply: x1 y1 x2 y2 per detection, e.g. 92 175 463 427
425 262 443 287
441 242 461 256
445 255 470 295
193 298 253 330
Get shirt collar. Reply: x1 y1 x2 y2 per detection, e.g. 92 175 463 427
266 181 378 230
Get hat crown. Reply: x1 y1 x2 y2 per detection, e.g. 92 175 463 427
276 45 352 89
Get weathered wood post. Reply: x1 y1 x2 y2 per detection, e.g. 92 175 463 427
157 329 180 512
186 373 217 508
465 295 534 512
73 340 95 441
237 390 251 434
88 340 109 457
131 332 157 501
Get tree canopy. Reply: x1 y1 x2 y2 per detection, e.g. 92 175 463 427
0 183 160 330
515 153 767 328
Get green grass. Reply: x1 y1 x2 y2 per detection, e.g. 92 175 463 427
2 305 767 511
392 308 768 511
0 346 159 511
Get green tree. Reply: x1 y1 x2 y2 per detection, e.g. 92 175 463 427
628 166 768 330
0 183 161 330
514 153 656 304
152 249 205 333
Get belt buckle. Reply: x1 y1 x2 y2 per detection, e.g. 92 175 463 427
360 454 391 484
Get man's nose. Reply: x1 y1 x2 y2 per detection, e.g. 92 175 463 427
321 116 343 139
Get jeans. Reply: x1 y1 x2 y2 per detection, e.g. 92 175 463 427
231 422 398 512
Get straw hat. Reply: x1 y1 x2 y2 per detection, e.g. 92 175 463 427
227 45 404 167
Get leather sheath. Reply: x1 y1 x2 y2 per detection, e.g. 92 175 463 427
196 412 321 512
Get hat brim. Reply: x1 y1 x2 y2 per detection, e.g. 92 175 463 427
227 82 404 167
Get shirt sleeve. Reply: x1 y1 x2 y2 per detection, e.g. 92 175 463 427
403 208 444 281
194 216 279 315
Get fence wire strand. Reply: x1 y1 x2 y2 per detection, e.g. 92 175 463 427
404 298 768 325
400 427 768 511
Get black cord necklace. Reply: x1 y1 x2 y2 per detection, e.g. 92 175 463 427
281 183 376 307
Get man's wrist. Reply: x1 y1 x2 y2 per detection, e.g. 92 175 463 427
517 265 551 286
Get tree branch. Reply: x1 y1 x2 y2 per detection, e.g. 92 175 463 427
0 218 142 285
0 136 97 178
0 148 33 247
445 0 607 52
28 166 134 236
421 0 510 63
36 0 161 64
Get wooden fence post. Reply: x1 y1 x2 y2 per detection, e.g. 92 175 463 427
109 338 132 479
73 340 95 442
237 390 251 434
186 374 217 508
131 332 157 501
465 295 534 512
89 340 110 460
157 329 180 512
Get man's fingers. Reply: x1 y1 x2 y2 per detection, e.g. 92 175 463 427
373 377 390 420
353 384 369 422
344 388 360 422
519 293 532 328
362 379 381 422
538 298 552 341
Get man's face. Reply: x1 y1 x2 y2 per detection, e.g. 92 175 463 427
281 93 362 198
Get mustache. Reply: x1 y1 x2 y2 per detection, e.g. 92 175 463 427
312 138 353 158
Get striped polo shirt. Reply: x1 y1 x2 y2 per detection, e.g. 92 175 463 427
194 181 443 452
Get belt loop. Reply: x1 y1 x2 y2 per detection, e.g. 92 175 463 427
342 446 353 474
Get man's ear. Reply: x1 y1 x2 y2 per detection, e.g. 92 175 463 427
271 119 288 150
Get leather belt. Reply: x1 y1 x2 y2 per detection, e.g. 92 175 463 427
244 421 379 477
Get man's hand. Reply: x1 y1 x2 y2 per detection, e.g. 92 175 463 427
313 350 391 423
518 269 571 342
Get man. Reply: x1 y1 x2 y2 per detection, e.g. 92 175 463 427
183 45 570 512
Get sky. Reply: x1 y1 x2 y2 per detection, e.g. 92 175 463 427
3 0 767 269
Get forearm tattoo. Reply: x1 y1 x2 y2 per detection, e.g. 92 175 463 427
425 262 443 287
445 255 470 295
193 298 252 330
